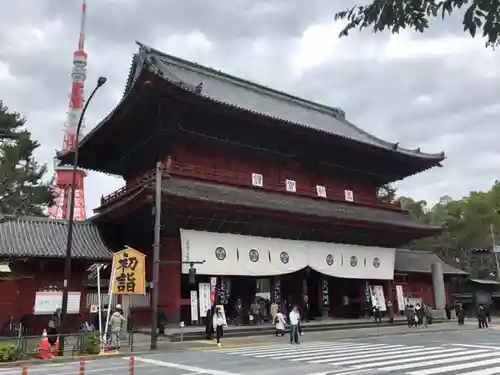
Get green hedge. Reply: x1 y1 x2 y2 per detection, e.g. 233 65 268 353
0 343 22 362
85 334 100 355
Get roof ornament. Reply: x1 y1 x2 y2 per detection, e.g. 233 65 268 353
138 44 151 55
195 82 203 94
392 142 399 150
415 147 420 153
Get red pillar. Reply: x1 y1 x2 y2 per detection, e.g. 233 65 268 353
158 238 181 322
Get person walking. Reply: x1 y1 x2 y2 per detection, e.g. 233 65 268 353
477 305 488 328
275 308 286 337
157 308 166 337
109 309 126 350
414 303 424 328
213 307 227 347
289 305 300 344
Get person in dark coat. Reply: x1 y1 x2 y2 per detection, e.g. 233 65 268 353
205 309 214 340
414 304 425 327
477 305 488 328
456 303 465 325
445 304 451 320
157 309 166 337
373 305 382 324
234 299 244 326
47 308 61 345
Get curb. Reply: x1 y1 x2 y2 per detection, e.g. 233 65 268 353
0 352 122 368
171 324 475 350
166 319 447 342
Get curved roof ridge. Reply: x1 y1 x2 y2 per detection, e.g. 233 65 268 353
136 42 345 118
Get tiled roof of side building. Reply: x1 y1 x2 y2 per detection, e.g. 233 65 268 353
159 178 441 230
127 42 444 161
0 216 112 260
395 249 466 275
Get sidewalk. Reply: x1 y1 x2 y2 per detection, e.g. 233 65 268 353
130 320 478 350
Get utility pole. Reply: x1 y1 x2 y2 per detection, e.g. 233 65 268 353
150 161 162 350
490 224 500 281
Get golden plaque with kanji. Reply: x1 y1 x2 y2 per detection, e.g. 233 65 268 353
111 247 146 295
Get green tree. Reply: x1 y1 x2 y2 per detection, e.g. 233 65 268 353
399 185 500 277
377 183 397 203
334 0 500 48
0 101 53 217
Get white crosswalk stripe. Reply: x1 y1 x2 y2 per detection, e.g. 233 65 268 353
209 341 500 374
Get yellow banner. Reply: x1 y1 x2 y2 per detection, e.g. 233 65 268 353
111 247 146 295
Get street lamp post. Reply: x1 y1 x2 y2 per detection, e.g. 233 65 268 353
59 77 107 353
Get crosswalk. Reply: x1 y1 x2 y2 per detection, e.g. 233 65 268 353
209 341 500 374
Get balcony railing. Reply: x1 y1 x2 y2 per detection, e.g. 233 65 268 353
100 159 404 212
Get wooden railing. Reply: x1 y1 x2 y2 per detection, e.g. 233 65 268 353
100 159 404 213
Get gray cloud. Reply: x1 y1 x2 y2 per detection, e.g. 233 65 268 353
0 0 498 216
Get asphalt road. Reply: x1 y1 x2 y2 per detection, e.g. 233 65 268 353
4 324 500 375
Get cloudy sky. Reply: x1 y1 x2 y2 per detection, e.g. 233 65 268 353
0 0 498 216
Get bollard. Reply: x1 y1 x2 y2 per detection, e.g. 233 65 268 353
180 321 184 342
129 356 135 375
21 366 28 375
79 360 86 375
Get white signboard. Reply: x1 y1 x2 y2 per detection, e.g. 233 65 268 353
316 185 327 198
190 290 199 322
34 291 81 315
198 283 211 318
344 189 354 202
251 173 263 187
395 285 405 311
370 285 387 312
285 179 296 192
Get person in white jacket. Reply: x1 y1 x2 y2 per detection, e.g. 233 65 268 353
289 306 300 344
213 307 227 347
275 309 286 337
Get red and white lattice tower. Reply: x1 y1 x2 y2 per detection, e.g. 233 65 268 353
49 0 88 220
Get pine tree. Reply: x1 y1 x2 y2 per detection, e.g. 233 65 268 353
0 101 53 217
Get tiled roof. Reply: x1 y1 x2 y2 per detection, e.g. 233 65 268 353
160 178 441 230
0 216 112 260
132 42 444 161
395 249 466 275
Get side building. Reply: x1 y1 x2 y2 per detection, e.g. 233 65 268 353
56 42 464 324
0 217 111 333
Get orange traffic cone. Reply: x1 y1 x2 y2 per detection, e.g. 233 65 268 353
53 336 59 355
39 329 53 360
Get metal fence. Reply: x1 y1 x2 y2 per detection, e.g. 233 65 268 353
0 331 135 361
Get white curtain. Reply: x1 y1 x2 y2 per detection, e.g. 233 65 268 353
180 229 308 276
180 229 395 280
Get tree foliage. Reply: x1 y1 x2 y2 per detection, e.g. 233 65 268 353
377 183 397 203
334 0 500 48
399 183 500 278
0 101 53 217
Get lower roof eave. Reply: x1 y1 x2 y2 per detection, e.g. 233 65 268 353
158 178 441 232
93 177 442 233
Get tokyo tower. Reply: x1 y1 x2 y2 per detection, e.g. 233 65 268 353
49 0 88 220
